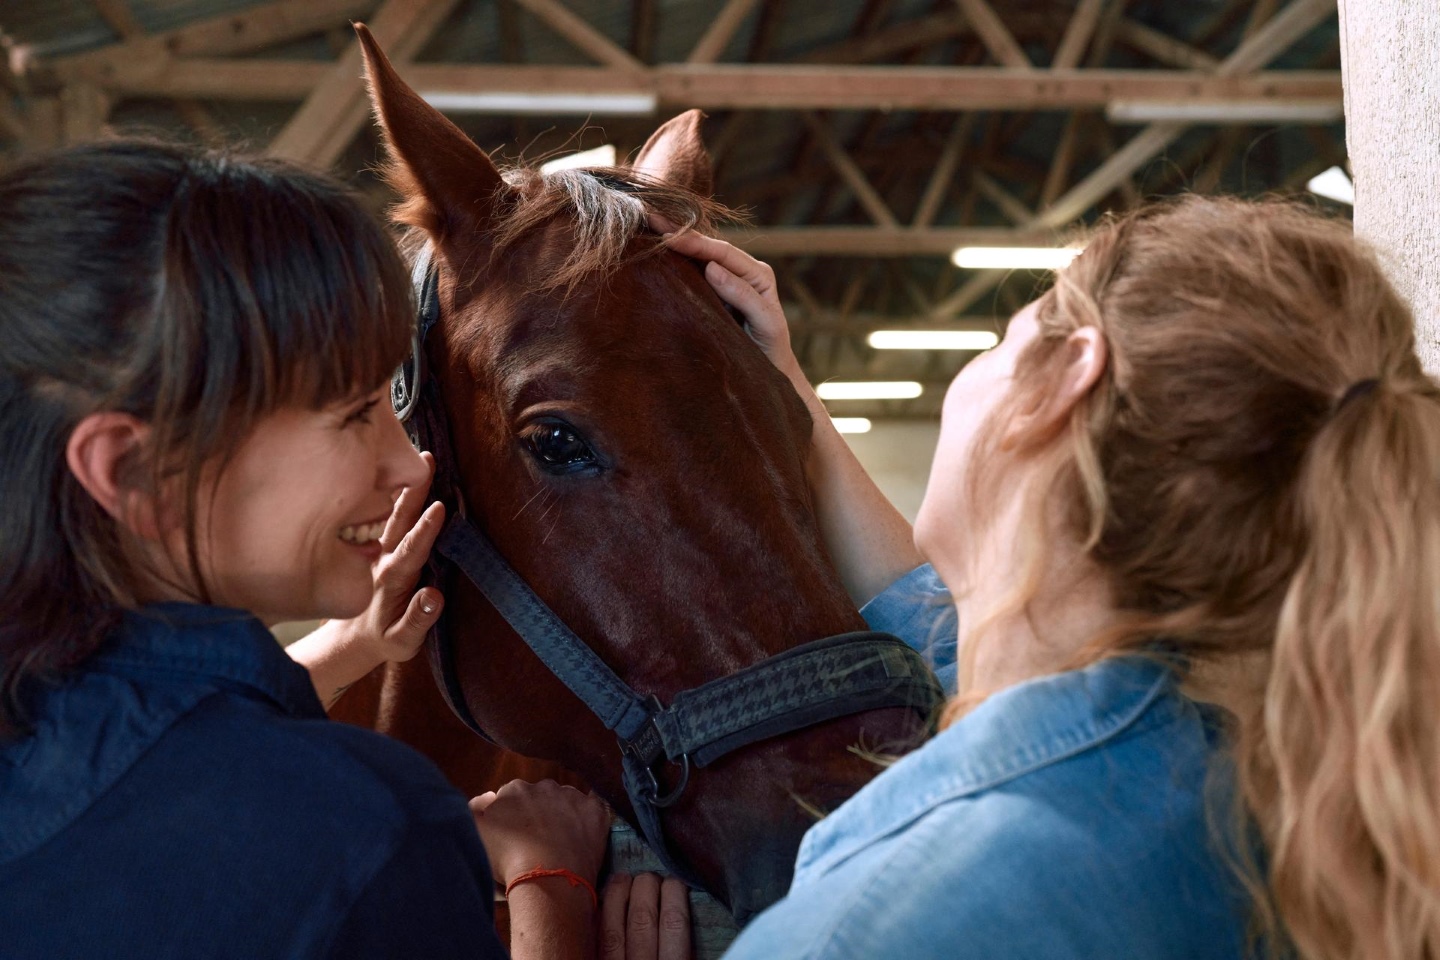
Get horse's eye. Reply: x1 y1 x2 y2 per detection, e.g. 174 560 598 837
525 421 598 473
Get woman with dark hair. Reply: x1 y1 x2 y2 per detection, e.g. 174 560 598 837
669 197 1440 960
0 140 612 959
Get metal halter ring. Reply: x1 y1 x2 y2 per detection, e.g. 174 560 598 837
639 753 691 809
391 327 424 425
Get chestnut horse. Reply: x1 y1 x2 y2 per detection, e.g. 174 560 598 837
333 28 933 922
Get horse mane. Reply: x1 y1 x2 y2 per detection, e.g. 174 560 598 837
393 164 742 292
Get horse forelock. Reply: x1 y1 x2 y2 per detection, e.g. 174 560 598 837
488 166 740 292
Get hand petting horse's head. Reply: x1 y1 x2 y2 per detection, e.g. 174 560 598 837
358 25 929 921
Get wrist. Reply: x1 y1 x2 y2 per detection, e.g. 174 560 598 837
505 867 597 910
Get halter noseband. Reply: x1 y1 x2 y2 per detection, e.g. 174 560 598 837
394 244 944 888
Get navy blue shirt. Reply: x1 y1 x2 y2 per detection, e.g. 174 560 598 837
0 603 506 959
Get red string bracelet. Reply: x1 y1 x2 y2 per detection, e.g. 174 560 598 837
504 867 597 909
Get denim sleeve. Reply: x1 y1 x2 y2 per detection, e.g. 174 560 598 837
859 565 957 695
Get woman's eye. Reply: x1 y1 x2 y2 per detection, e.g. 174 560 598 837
525 422 598 472
345 399 380 425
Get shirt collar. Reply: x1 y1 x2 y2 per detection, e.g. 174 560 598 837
795 655 1180 876
90 603 322 718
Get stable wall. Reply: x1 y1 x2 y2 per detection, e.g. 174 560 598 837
1339 1 1440 370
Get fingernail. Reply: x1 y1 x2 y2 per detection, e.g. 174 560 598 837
421 600 435 614
661 232 675 240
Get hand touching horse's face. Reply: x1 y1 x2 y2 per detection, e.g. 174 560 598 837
359 31 926 919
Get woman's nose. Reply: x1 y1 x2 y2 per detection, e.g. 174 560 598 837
379 407 428 492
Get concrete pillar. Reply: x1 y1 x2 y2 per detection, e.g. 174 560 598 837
1338 1 1440 371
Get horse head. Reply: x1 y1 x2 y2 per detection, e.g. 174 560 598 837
358 27 932 921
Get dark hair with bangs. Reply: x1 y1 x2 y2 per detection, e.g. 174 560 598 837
0 139 414 735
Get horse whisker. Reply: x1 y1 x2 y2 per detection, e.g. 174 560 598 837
512 487 548 521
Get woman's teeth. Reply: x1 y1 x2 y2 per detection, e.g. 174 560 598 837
339 521 385 545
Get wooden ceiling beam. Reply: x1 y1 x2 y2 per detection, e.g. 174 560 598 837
686 0 763 63
951 0 1032 69
932 0 1337 319
268 0 460 167
1113 19 1220 70
1052 0 1107 69
88 0 222 144
1040 113 1083 207
911 113 972 228
629 0 658 64
55 0 377 72
972 170 1035 224
87 62 1342 110
89 0 146 37
930 269 1007 318
797 12 966 64
709 0 783 173
509 0 645 71
1220 0 1335 74
1244 0 1286 40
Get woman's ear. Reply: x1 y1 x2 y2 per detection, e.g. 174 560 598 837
1002 327 1108 449
66 412 164 540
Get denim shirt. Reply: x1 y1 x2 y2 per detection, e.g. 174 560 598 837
724 566 1249 960
0 604 504 960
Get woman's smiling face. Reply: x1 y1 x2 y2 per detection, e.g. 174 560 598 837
170 387 428 625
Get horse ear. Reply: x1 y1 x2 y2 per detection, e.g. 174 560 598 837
631 109 713 197
355 23 507 239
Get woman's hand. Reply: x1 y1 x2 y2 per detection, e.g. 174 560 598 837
287 452 446 707
332 451 446 665
654 221 805 388
651 223 922 605
469 779 612 889
601 873 693 960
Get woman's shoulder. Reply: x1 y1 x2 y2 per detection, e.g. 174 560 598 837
732 789 1246 960
725 660 1247 960
0 663 493 960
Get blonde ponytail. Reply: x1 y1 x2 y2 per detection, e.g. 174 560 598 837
1255 380 1440 960
950 196 1440 958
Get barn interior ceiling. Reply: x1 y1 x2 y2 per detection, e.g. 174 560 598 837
0 0 1346 419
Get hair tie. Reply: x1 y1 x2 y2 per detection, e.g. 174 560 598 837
1336 378 1380 411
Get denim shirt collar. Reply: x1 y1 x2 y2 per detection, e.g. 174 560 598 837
794 655 1179 877
91 602 321 718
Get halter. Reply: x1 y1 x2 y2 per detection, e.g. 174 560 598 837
394 244 944 888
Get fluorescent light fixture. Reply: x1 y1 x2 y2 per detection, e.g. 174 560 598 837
1107 99 1343 124
867 330 999 351
953 247 1082 270
1307 165 1355 205
540 144 618 174
831 417 873 434
816 381 924 401
419 92 658 116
